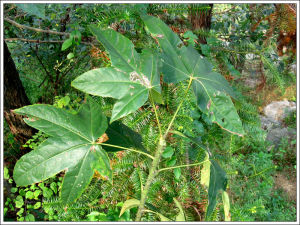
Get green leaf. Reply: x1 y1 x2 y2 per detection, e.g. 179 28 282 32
73 26 162 122
33 190 40 200
202 91 244 136
17 208 24 216
222 191 231 221
70 30 81 44
174 198 185 221
50 182 57 194
89 25 140 73
162 146 174 158
19 189 26 196
166 156 176 167
15 195 24 208
104 119 147 152
205 160 227 220
4 208 8 216
87 211 107 221
119 198 140 217
142 15 244 136
140 49 163 104
193 120 204 133
33 202 41 209
42 187 53 198
142 14 188 83
72 67 149 123
11 187 18 193
173 168 181 180
73 68 138 99
13 97 112 205
25 213 35 222
111 88 148 123
25 191 34 199
61 39 73 51
4 167 10 179
16 4 46 19
67 53 74 59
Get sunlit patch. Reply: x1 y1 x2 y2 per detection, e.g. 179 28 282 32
130 71 151 88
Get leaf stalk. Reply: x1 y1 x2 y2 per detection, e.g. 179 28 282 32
158 159 210 173
97 143 154 160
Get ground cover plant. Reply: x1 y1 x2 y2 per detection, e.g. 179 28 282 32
3 3 297 222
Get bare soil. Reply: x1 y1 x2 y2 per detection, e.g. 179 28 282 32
274 169 297 204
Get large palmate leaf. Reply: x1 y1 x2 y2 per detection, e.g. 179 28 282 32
142 15 244 136
72 26 162 122
72 67 148 122
89 25 140 73
13 98 112 205
142 14 187 83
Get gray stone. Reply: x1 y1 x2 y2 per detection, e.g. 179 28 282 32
263 100 296 122
266 127 296 148
261 100 296 149
260 115 280 130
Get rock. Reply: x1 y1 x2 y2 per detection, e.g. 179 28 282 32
261 100 296 149
263 100 296 122
260 115 280 130
266 127 296 148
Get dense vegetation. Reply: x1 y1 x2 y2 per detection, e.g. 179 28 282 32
3 3 297 222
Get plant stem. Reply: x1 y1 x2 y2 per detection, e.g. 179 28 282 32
135 79 194 221
97 143 154 160
135 137 166 221
149 92 162 137
158 159 210 173
163 76 193 139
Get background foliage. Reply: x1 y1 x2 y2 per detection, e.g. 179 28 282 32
3 3 297 222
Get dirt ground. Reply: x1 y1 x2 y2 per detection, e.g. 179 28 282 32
274 169 297 204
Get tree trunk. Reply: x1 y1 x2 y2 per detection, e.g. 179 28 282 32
189 4 214 44
4 41 35 144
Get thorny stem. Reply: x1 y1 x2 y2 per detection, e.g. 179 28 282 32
135 137 166 221
97 143 154 160
135 78 193 221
